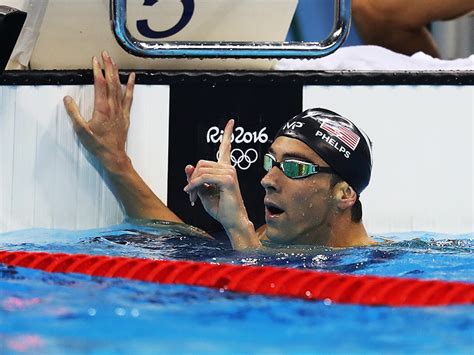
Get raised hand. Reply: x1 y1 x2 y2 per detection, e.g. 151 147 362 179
63 51 135 172
62 52 184 224
184 120 261 250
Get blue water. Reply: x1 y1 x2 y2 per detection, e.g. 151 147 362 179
1 223 473 354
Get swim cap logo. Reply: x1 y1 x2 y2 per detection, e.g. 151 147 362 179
283 121 304 130
320 120 360 151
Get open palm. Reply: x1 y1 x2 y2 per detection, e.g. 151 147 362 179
63 51 135 166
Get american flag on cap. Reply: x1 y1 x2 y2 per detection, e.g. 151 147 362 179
320 120 360 150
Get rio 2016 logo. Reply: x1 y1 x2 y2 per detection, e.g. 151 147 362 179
207 125 269 170
137 0 195 39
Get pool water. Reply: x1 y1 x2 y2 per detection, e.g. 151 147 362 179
1 223 473 354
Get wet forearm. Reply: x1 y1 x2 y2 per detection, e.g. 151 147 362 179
224 219 262 251
104 154 183 222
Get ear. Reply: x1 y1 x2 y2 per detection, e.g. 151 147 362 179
332 182 357 211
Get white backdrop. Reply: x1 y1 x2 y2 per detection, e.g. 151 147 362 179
0 85 169 232
1 84 472 234
304 85 473 234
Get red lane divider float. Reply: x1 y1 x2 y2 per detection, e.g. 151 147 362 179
1 250 473 307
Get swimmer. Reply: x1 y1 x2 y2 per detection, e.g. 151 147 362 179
63 52 375 250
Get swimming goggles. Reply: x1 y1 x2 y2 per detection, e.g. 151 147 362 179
263 153 334 179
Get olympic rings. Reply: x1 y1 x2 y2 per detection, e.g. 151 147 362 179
216 148 259 170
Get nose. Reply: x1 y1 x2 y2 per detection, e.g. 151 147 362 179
261 167 282 192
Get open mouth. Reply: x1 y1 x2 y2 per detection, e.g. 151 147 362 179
265 202 285 217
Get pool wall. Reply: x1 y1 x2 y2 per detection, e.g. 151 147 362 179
0 71 472 234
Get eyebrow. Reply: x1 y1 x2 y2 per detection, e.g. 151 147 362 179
267 147 314 163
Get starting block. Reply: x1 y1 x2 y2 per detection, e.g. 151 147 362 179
29 0 298 70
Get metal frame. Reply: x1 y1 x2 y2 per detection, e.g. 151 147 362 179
110 0 352 59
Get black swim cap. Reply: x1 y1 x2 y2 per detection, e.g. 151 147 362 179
275 108 373 194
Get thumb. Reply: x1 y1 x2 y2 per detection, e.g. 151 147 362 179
63 96 89 134
185 164 195 181
185 165 197 205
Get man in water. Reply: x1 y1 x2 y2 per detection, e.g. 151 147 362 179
63 52 375 250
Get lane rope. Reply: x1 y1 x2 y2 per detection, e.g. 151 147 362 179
1 250 473 307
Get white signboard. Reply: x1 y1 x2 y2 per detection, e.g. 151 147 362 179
304 85 474 234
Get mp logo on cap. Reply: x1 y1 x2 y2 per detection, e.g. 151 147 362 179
284 121 305 130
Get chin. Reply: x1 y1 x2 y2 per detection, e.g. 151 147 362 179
264 226 294 245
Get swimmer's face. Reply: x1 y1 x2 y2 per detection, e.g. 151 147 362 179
261 136 337 245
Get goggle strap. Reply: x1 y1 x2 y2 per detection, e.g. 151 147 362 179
316 166 334 174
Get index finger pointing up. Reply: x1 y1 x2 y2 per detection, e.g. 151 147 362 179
217 119 234 164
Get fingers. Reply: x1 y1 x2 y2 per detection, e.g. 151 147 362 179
189 167 235 177
122 72 135 116
185 165 197 205
193 160 225 169
184 163 236 193
92 56 106 108
185 160 234 183
102 51 122 106
63 96 90 135
184 173 234 194
185 164 195 177
184 163 234 204
217 119 234 165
